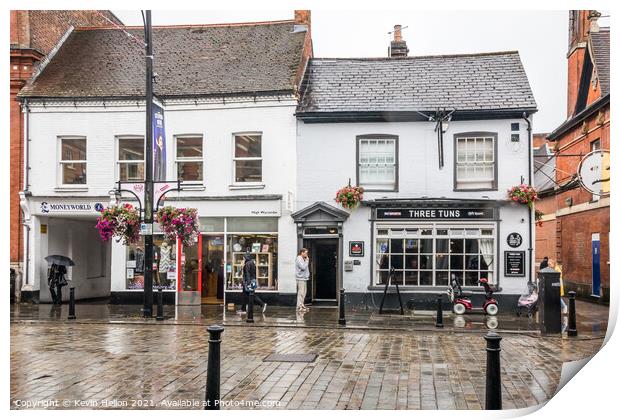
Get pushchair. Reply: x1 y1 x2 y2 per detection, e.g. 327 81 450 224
516 278 538 317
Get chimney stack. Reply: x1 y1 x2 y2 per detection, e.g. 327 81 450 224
389 24 409 57
294 10 311 26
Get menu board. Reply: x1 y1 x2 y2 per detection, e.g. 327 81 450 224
504 251 525 277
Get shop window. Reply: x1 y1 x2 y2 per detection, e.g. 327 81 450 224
118 137 145 181
357 135 398 191
227 217 278 232
59 137 87 185
233 133 262 183
199 217 225 232
375 225 495 286
227 233 278 291
125 235 176 290
175 136 203 182
454 133 497 190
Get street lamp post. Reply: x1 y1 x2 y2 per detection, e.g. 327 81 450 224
143 10 154 317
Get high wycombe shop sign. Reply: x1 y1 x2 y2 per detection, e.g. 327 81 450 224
376 208 495 220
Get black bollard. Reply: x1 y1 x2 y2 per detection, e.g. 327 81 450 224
204 325 224 410
156 287 164 321
435 294 444 328
338 288 346 326
484 331 502 410
568 291 578 337
247 290 254 323
68 287 76 320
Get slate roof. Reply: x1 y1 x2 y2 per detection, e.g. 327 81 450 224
590 28 610 96
19 21 307 98
297 51 537 116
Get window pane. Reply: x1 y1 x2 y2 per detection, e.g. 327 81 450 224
62 163 86 184
465 255 480 270
235 160 262 182
377 239 389 254
420 239 433 253
390 238 403 254
405 255 418 269
177 162 203 181
465 272 479 286
390 254 403 270
420 255 433 269
227 217 278 232
119 162 144 181
450 255 464 270
450 239 464 253
419 271 432 286
177 137 202 158
465 239 479 253
436 239 449 253
405 271 418 285
436 271 449 286
119 138 144 160
435 254 449 269
235 135 261 158
405 239 418 253
62 138 86 161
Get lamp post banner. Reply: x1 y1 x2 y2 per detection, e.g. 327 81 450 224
153 103 166 181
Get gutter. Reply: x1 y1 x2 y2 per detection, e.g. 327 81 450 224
523 113 534 285
547 94 610 140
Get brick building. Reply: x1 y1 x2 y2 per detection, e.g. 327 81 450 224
536 10 610 302
10 11 123 300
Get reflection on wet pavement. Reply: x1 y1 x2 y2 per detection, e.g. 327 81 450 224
10 299 609 337
10 321 605 410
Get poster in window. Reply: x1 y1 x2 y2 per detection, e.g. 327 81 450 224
251 243 261 253
126 268 134 279
261 244 269 252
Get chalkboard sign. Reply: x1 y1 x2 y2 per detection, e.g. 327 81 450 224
504 251 525 277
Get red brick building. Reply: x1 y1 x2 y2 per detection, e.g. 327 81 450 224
536 10 610 302
10 11 123 297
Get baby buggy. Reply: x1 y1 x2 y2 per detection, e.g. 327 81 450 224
516 278 538 317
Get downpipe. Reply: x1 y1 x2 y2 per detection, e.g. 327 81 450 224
22 99 32 298
523 113 534 284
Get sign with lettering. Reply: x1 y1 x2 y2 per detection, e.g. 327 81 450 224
349 241 364 257
506 232 523 248
39 201 104 214
504 251 525 277
377 208 495 220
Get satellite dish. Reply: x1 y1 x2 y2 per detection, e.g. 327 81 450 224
578 149 610 196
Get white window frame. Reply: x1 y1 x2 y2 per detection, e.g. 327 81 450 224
454 132 497 190
374 222 496 287
232 132 263 186
357 135 398 191
174 134 204 184
116 136 145 182
58 136 87 187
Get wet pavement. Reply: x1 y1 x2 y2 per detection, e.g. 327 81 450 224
10 321 604 410
10 299 609 338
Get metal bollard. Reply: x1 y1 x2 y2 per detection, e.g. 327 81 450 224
68 287 76 320
247 290 254 323
156 287 164 321
204 325 224 410
338 288 346 326
484 331 502 410
435 294 444 328
568 291 578 337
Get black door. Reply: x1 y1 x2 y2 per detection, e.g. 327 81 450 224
314 240 338 300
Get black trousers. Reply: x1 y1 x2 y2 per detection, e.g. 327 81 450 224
242 290 265 311
49 285 63 304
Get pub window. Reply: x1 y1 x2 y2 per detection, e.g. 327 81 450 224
59 137 87 185
117 137 145 181
375 225 495 287
233 133 262 183
357 135 397 191
454 133 497 190
175 135 203 182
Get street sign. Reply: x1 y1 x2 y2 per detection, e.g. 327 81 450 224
578 150 610 196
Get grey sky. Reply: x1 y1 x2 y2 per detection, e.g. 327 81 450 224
112 10 606 133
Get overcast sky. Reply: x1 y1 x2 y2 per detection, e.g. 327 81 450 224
112 10 610 133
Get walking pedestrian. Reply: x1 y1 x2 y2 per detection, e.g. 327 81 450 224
47 264 68 305
296 248 310 311
238 252 267 314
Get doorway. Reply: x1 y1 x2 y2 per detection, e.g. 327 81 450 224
201 235 224 304
304 238 338 304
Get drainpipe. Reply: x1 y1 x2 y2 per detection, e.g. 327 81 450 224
22 99 31 294
523 112 533 283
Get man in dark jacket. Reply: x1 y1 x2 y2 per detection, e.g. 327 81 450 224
239 253 267 314
539 256 549 271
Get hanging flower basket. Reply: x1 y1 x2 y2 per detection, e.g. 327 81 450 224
508 184 539 209
156 206 200 247
335 184 364 209
95 204 141 245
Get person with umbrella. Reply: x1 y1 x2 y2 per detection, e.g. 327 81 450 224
45 255 73 304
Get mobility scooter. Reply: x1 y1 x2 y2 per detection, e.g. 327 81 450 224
447 274 499 315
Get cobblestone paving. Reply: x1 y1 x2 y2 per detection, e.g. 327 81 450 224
10 323 603 410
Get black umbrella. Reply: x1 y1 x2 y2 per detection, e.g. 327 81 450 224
45 255 75 266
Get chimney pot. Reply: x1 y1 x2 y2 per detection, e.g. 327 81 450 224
389 24 408 57
393 24 402 42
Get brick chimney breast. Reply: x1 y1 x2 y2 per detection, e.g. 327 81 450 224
389 24 408 57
